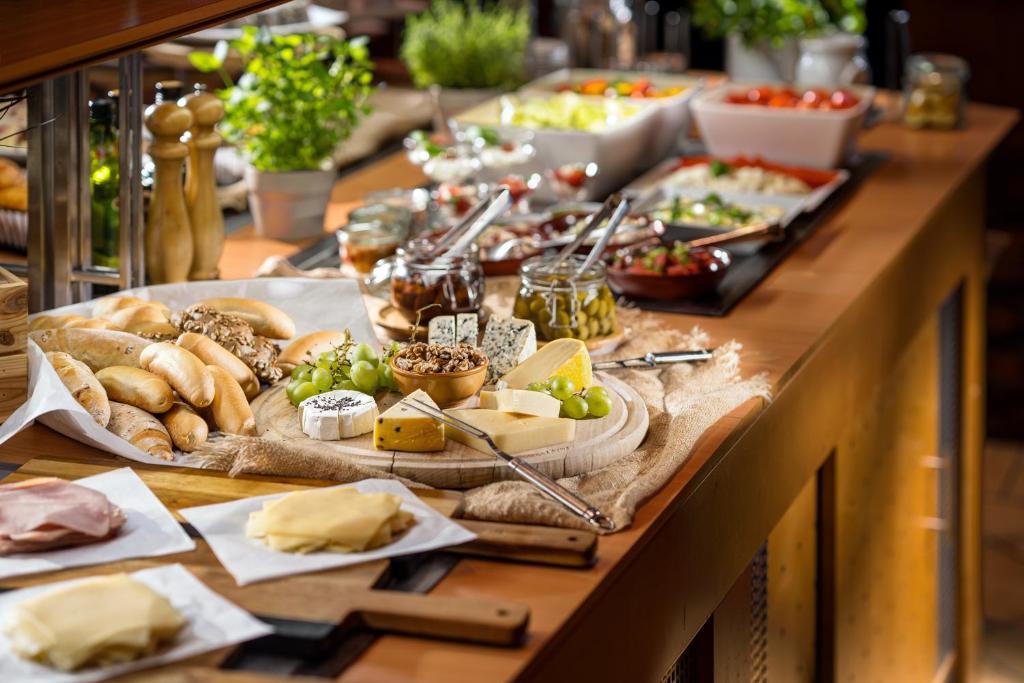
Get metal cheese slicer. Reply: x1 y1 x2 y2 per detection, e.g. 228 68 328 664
592 349 713 370
404 398 616 531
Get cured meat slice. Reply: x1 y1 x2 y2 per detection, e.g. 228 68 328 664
0 478 126 555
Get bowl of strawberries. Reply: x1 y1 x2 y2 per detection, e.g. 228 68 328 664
607 241 731 300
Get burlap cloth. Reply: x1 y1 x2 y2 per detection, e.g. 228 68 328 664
189 297 770 532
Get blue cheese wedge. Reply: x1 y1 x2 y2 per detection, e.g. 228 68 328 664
455 313 478 347
427 316 456 347
481 316 537 383
298 390 378 440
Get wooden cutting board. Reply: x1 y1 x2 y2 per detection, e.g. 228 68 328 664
0 460 529 651
251 371 649 489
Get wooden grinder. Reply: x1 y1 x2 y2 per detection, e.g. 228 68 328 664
144 103 194 283
183 90 225 280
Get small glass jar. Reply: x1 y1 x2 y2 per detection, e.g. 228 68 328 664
336 220 404 275
390 239 485 322
364 188 434 235
348 202 413 239
903 53 969 130
513 254 617 342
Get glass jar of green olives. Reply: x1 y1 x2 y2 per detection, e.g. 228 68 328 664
514 254 617 342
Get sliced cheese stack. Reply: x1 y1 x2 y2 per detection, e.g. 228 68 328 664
445 409 575 455
478 389 561 418
298 390 378 440
246 487 415 554
481 316 537 383
498 337 592 390
4 574 185 671
374 389 446 452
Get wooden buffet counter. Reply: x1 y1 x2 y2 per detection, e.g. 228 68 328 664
0 103 1017 682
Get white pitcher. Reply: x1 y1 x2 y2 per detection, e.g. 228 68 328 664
796 33 870 87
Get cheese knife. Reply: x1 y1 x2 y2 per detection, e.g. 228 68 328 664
592 349 713 370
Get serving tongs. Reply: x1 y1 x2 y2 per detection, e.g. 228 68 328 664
553 193 625 267
593 349 713 371
404 398 617 531
425 187 512 262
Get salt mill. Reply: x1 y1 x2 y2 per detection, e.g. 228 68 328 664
183 84 225 280
144 97 194 283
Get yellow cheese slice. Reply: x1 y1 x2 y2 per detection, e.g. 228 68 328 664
373 389 446 452
3 574 185 672
246 487 415 554
497 338 592 390
444 409 576 455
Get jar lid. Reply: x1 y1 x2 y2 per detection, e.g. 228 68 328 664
336 220 403 246
907 53 970 81
520 253 607 286
397 238 479 265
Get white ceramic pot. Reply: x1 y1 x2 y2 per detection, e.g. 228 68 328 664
725 33 799 82
245 167 336 241
796 33 871 87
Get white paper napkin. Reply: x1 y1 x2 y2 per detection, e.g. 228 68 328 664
0 468 195 580
0 563 273 683
0 277 379 467
180 479 477 586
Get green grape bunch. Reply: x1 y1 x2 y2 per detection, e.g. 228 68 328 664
526 377 613 420
286 332 402 407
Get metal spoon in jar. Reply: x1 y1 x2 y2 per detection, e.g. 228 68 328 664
426 186 507 259
439 187 513 261
573 194 631 278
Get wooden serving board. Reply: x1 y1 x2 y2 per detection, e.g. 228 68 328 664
251 372 649 489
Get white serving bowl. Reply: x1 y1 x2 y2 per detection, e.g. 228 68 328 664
520 69 704 162
691 83 876 168
453 93 662 201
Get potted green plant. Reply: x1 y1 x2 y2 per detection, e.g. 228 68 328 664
190 28 375 239
692 0 866 82
400 0 529 113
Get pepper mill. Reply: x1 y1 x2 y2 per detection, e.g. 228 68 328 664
144 102 194 283
184 86 225 280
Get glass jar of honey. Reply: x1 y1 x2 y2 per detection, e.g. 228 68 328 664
903 53 969 130
337 220 404 275
390 238 485 322
514 254 617 342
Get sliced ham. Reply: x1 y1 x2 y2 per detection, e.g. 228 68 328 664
0 478 126 555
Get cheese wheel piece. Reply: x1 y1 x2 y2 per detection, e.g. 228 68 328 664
246 487 414 554
2 574 185 672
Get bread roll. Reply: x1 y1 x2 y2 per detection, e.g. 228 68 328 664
123 321 180 340
278 330 347 373
65 318 121 331
160 403 208 452
46 352 110 428
207 365 256 436
29 314 88 331
196 297 296 339
30 329 151 372
139 342 215 408
106 402 174 460
176 332 260 400
104 304 168 329
92 295 170 320
95 366 175 414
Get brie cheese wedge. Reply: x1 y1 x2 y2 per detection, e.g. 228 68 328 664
298 390 378 440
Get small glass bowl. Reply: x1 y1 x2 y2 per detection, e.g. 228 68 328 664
336 220 404 275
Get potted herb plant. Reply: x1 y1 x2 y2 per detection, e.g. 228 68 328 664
400 0 529 114
190 28 375 240
692 0 866 82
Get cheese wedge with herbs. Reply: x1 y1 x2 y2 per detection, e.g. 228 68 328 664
4 574 185 672
373 389 446 452
497 338 592 390
246 487 415 554
444 409 576 454
478 389 561 418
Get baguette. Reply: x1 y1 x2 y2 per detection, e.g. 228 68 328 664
29 314 87 331
95 366 175 414
65 318 122 331
206 365 257 436
30 328 151 372
46 351 110 428
176 332 260 400
196 297 296 339
106 401 174 460
92 295 170 320
278 330 347 373
160 403 208 452
139 342 215 408
123 321 180 340
104 304 169 329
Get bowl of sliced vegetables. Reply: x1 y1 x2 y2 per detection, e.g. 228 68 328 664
607 241 731 300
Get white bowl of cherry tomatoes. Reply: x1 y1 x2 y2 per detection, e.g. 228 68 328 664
691 83 875 168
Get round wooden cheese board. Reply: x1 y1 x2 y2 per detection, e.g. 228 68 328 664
250 372 649 489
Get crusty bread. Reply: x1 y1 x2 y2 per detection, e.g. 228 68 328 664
176 332 260 400
160 403 208 452
46 352 110 428
140 342 215 409
95 366 175 414
196 297 296 340
206 365 257 436
278 330 347 373
106 402 174 460
30 329 151 372
92 295 170 320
